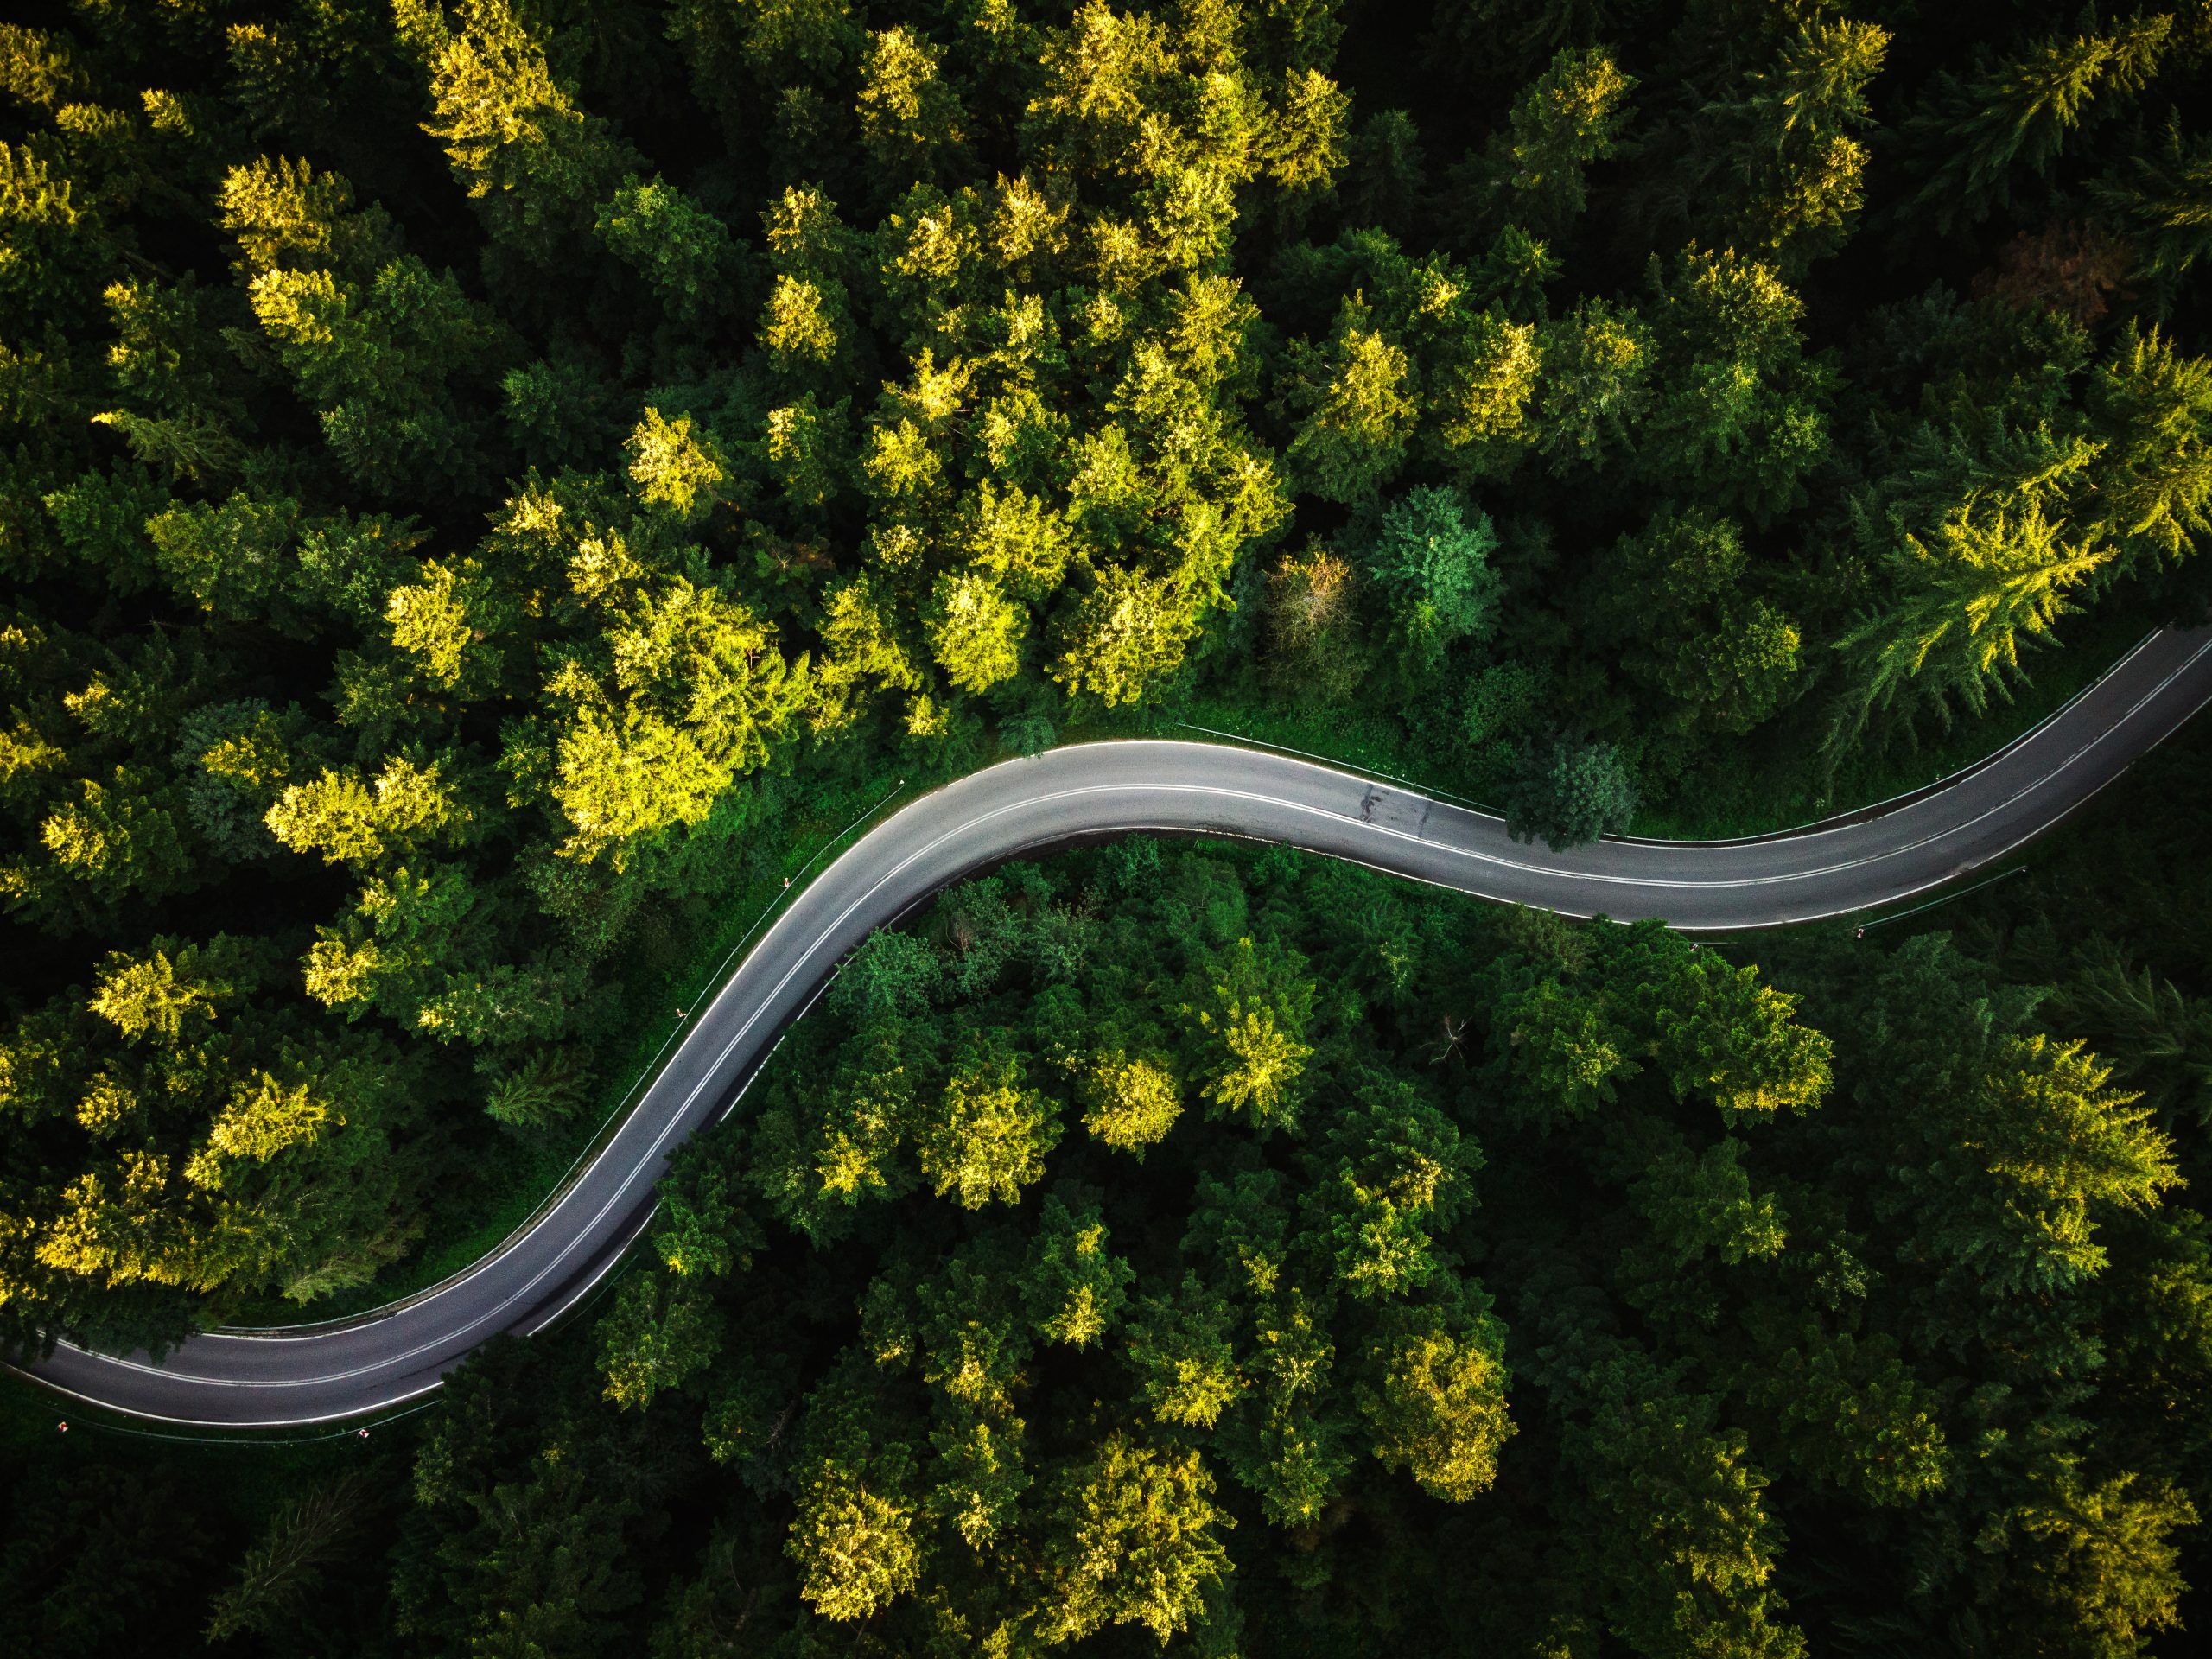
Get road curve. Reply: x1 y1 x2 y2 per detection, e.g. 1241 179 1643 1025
14 624 2212 1427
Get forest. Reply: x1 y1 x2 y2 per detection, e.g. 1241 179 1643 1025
3 0 2212 1653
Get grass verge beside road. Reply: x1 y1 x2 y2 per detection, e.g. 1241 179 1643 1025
221 765 916 1329
1168 607 2150 841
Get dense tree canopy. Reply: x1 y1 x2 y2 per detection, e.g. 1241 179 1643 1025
12 836 2195 1656
3 0 2211 1340
5 1 2212 1653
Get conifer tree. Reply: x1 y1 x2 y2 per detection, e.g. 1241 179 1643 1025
1280 296 1416 503
1656 10 1890 276
1360 486 1505 680
1505 737 1637 849
1599 508 1801 733
1832 497 2112 753
1462 45 1636 238
2088 323 2212 565
2094 120 2212 306
395 0 639 277
1906 16 2171 232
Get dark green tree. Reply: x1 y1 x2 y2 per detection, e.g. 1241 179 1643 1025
1504 737 1637 849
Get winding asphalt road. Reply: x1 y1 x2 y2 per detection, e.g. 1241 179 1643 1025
13 624 2212 1427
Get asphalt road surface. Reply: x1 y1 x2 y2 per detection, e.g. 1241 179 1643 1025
15 624 2212 1427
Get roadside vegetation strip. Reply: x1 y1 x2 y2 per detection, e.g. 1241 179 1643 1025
219 778 914 1338
1185 613 2174 847
1189 625 2192 847
1171 720 1504 813
17 1393 442 1452
1613 632 2170 847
